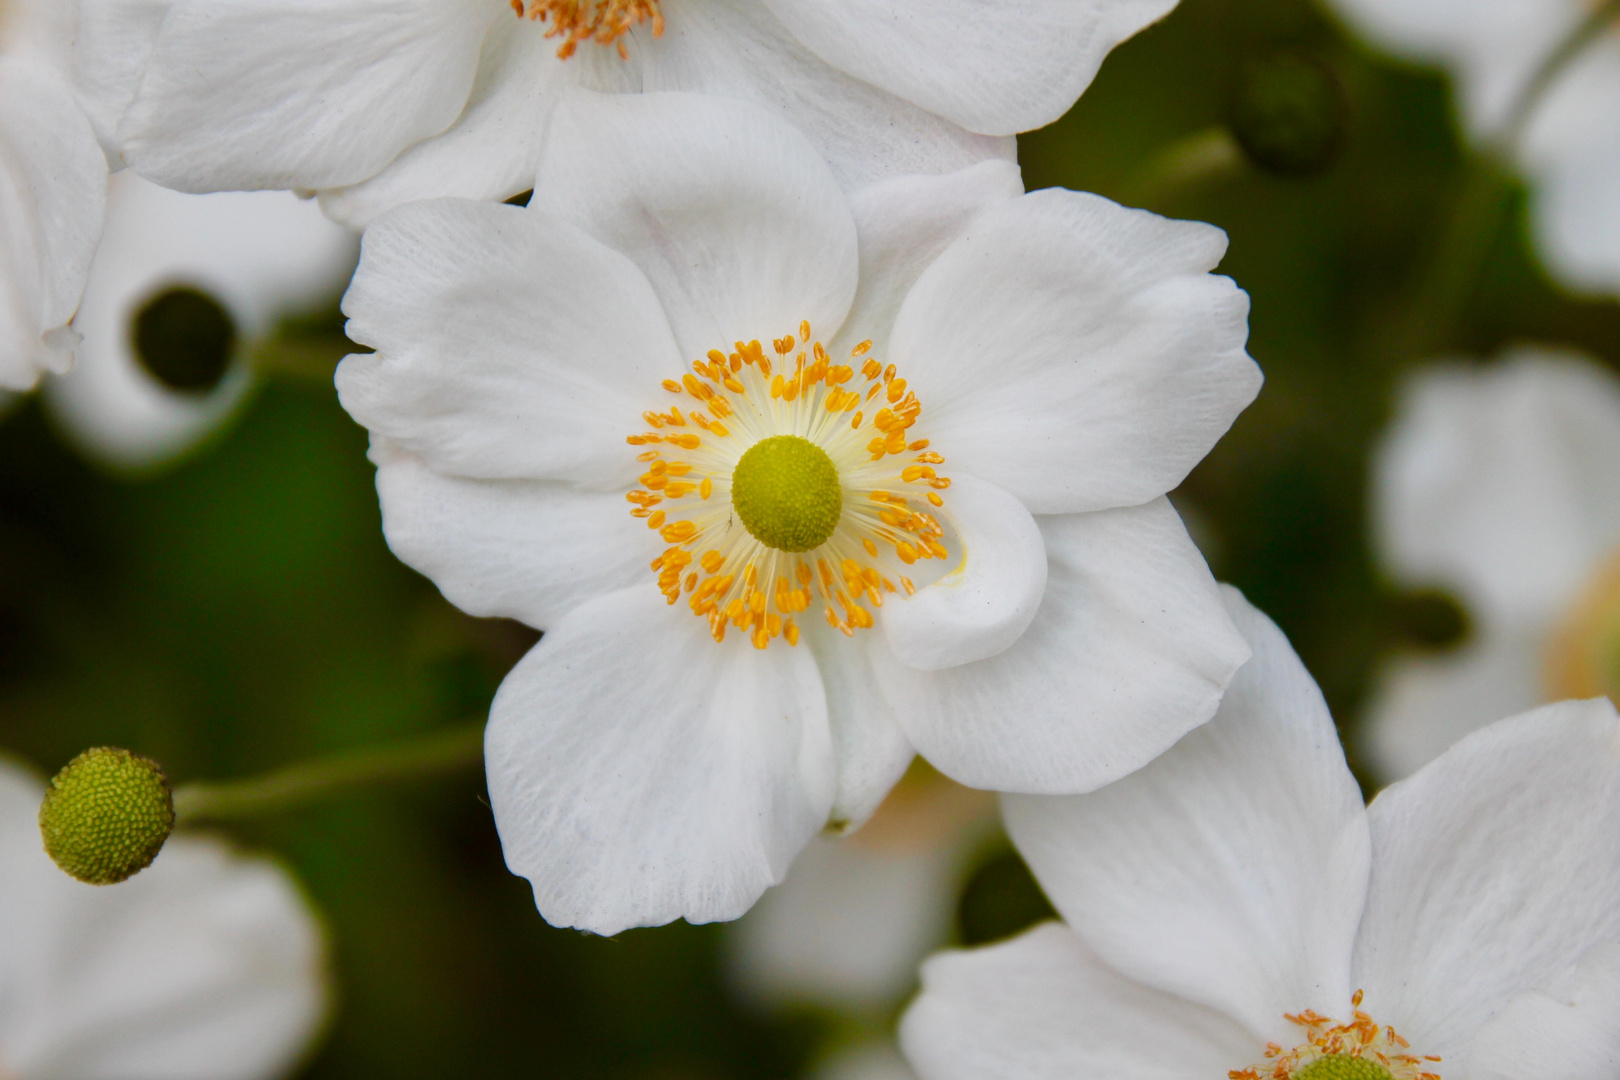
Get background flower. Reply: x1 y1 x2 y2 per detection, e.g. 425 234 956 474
78 0 1174 226
902 588 1620 1080
0 757 330 1079
42 173 356 474
1365 348 1620 780
0 0 107 389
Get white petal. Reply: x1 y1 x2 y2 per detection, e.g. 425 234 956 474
899 923 1255 1080
1374 351 1620 626
881 474 1047 671
804 628 916 831
892 190 1259 515
1353 698 1620 1071
1470 939 1620 1080
373 444 649 632
761 0 1176 136
0 61 107 390
319 21 638 228
45 173 356 473
71 0 170 157
728 832 968 1010
116 0 495 193
336 197 681 486
1003 587 1368 1044
642 0 1015 191
485 586 837 934
881 498 1248 794
1359 626 1546 783
833 160 1024 364
0 762 328 1080
536 90 858 359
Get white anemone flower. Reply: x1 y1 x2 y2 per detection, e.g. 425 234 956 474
0 0 108 389
1364 348 1620 781
42 172 356 474
902 586 1620 1080
1327 0 1620 296
334 91 1261 935
0 757 329 1079
76 0 1176 228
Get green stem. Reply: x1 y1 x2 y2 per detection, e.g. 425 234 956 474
1396 1 1620 357
1125 126 1242 210
173 721 485 824
1497 0 1620 153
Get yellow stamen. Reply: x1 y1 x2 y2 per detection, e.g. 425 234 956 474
1229 993 1439 1080
512 0 663 60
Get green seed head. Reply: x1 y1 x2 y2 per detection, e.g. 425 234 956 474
39 747 175 885
1293 1056 1395 1080
1227 49 1348 177
730 435 843 553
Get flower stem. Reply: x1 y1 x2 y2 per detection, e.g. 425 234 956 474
1396 0 1620 356
1125 126 1242 210
172 722 485 824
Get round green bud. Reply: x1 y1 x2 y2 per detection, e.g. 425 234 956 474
1294 1055 1394 1080
731 435 843 553
132 285 237 392
39 747 175 885
1227 49 1348 177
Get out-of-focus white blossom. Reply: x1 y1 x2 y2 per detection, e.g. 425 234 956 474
1365 348 1620 780
43 172 355 474
1330 0 1620 296
0 0 107 390
0 756 330 1080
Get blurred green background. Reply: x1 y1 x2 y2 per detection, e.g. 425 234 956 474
5 0 1620 1075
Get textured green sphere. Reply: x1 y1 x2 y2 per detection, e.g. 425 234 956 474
731 435 843 553
1294 1055 1394 1080
39 747 175 885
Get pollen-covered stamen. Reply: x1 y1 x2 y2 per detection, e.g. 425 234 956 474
1229 992 1440 1080
511 0 663 60
626 323 952 649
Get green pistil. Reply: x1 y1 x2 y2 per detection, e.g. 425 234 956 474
39 747 175 885
1294 1056 1394 1080
731 435 842 553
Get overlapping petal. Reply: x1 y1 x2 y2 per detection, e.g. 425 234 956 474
372 443 648 632
1354 698 1620 1072
759 0 1177 136
878 498 1247 794
535 91 857 360
880 474 1047 672
803 630 916 831
113 0 496 193
1469 939 1620 1080
900 923 1254 1080
891 189 1259 515
336 197 681 486
485 587 837 934
1002 588 1368 1045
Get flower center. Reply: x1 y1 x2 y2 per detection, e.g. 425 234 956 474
1229 993 1439 1080
1544 546 1620 703
626 323 952 650
510 0 664 59
731 435 843 553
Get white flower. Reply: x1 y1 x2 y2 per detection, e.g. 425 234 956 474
1327 0 1620 296
0 756 329 1079
0 0 108 390
334 91 1261 935
727 765 995 1012
901 586 1620 1080
78 0 1175 227
1363 348 1620 781
41 172 356 474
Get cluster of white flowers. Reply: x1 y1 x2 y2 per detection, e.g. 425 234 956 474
4 0 1620 1076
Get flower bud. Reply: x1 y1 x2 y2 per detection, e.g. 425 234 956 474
131 285 237 392
1227 49 1348 177
38 747 175 885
